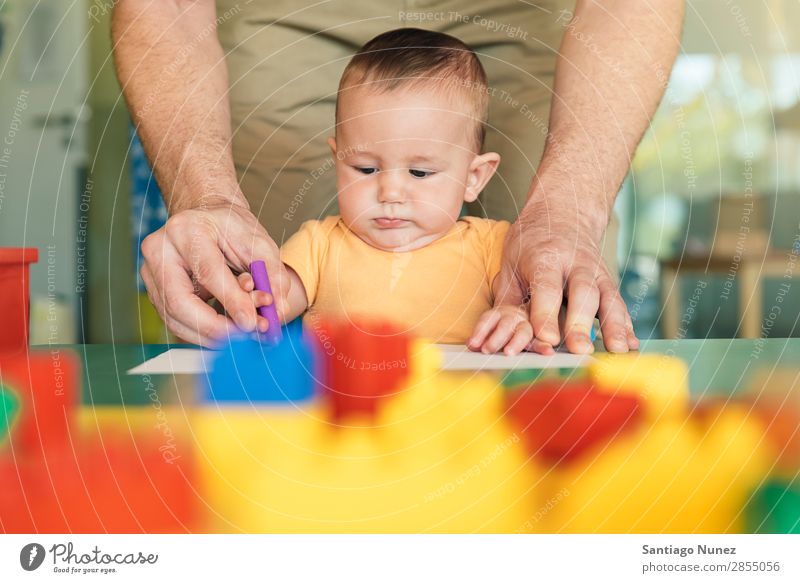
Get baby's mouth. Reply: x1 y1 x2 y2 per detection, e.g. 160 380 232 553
373 217 410 229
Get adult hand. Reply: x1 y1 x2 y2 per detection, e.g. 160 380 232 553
140 200 288 347
493 200 639 355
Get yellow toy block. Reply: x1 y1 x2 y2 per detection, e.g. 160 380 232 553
540 404 773 533
193 342 537 533
590 354 689 421
193 404 330 532
690 403 774 532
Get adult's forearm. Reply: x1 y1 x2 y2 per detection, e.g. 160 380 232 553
112 0 246 213
528 0 684 239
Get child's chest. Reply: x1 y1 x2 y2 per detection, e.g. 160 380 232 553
309 243 493 341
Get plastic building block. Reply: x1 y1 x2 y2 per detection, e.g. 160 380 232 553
501 368 545 388
746 479 800 534
308 318 410 421
690 403 773 532
505 379 642 465
203 318 318 404
188 319 783 533
540 402 771 533
0 384 19 442
194 339 536 533
1 405 196 533
0 429 196 533
0 248 38 355
0 350 78 455
590 353 689 420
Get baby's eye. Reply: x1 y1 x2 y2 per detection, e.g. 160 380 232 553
354 167 378 175
409 169 434 178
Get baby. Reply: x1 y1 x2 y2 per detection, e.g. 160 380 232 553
241 28 532 355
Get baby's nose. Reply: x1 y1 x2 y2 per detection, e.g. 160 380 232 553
377 168 406 203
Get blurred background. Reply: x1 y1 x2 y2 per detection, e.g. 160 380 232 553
0 0 798 345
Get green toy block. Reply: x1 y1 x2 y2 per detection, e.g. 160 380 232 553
501 368 545 388
746 480 800 534
501 366 588 389
0 383 20 442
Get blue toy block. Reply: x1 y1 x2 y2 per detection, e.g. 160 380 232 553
202 319 318 404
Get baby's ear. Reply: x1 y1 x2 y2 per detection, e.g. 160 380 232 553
327 136 337 157
464 152 501 203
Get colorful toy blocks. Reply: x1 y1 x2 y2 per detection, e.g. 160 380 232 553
590 353 690 420
530 386 773 533
0 349 196 533
2 306 798 534
197 325 535 533
0 351 78 456
505 379 642 465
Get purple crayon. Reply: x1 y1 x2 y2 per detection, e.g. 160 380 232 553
249 260 283 344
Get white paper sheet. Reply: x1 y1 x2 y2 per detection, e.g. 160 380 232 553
127 348 212 375
127 344 591 375
434 344 593 370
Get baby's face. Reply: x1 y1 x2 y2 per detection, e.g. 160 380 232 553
331 85 498 252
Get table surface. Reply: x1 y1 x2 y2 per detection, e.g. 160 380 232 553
36 338 800 406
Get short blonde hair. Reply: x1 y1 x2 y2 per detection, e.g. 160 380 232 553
337 28 489 151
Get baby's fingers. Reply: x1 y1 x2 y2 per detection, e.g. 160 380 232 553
238 272 254 292
468 310 501 351
248 290 274 334
503 322 533 356
480 316 520 354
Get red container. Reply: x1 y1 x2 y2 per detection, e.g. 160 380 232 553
0 248 38 354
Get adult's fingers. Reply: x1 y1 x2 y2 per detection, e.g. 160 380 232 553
143 262 231 347
492 264 525 307
562 267 600 354
527 263 564 348
597 275 638 352
189 235 258 332
526 337 555 355
157 243 239 345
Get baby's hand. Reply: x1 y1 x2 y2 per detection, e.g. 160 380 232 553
467 305 533 356
237 272 274 334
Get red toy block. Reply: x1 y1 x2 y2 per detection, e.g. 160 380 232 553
0 248 38 355
74 433 197 533
506 379 643 465
309 318 410 421
0 351 78 456
0 432 196 533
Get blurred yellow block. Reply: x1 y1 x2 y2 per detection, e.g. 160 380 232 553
193 367 536 533
540 403 772 533
591 353 689 420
